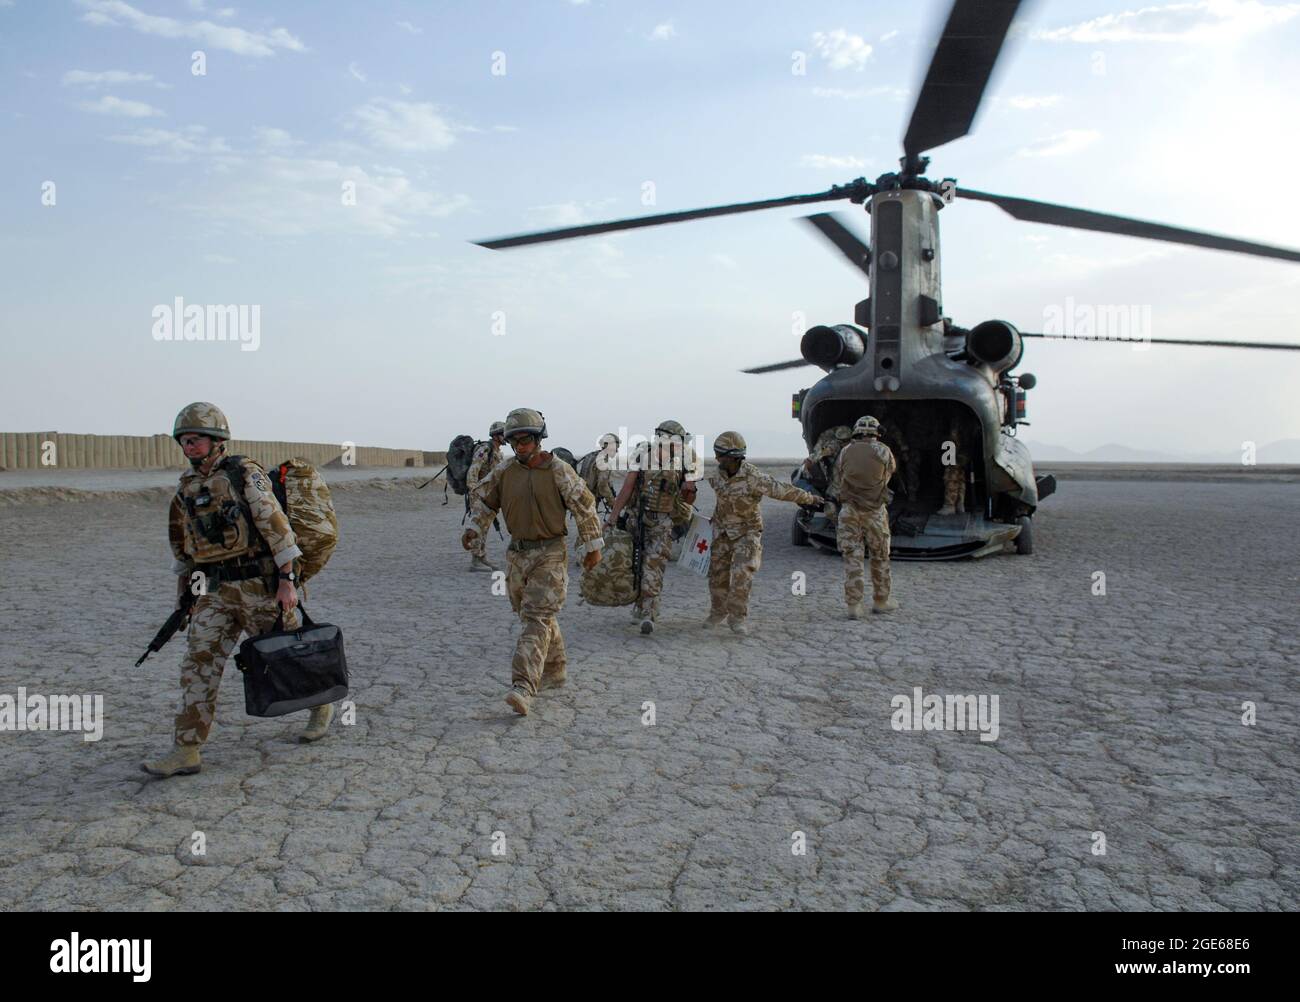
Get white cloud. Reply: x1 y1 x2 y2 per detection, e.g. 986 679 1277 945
107 125 230 161
348 61 367 83
203 253 236 264
649 20 676 41
255 126 295 151
799 153 868 169
351 99 457 153
710 253 740 271
1034 0 1300 44
80 94 164 117
1006 94 1062 110
811 29 873 70
75 0 305 57
1017 129 1101 157
879 29 900 42
396 20 421 34
62 69 155 86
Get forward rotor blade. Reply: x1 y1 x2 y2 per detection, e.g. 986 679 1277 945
960 188 1300 263
801 213 872 279
1021 333 1300 350
903 0 1024 158
475 189 855 250
741 359 812 374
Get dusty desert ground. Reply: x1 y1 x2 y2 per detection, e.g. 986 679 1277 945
1 465 1297 910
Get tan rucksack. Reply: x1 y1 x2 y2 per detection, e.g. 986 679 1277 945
272 459 339 583
579 527 638 606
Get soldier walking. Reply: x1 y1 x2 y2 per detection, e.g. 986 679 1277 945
831 415 899 619
462 408 603 716
607 419 697 635
705 432 822 635
465 420 506 572
142 403 331 778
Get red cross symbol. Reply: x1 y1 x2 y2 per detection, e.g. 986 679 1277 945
696 539 709 554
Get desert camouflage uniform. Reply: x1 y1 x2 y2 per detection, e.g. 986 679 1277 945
168 456 301 746
706 461 817 623
470 455 602 696
626 442 693 622
831 440 896 606
465 440 502 560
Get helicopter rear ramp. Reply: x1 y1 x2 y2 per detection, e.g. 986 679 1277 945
800 508 1021 560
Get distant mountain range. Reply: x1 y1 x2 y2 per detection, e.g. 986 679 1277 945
1020 439 1300 465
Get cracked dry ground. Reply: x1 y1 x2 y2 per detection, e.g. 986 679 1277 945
1 476 1297 911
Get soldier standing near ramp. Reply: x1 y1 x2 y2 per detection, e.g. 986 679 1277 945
142 402 331 778
465 420 506 572
706 432 822 635
462 408 603 716
607 420 698 635
831 415 899 619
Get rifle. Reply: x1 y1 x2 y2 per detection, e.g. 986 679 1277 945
136 589 197 667
416 463 448 490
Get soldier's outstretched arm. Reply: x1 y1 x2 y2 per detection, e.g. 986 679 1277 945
608 470 639 523
756 469 820 507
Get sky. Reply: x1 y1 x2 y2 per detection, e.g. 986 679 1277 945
1 0 1298 459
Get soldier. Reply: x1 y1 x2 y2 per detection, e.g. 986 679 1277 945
831 415 899 618
142 403 331 778
799 425 852 490
461 408 603 716
706 432 822 635
607 419 698 635
591 432 621 510
465 420 506 572
937 421 968 516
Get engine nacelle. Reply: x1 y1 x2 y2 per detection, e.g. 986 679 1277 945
966 320 1023 373
801 324 866 371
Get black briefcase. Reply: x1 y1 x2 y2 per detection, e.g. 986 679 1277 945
234 606 348 718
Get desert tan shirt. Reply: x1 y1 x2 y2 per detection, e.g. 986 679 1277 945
707 461 818 539
831 439 896 510
470 453 604 554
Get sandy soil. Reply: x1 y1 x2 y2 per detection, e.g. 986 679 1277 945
0 473 1297 911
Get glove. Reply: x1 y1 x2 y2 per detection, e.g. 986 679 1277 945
461 529 479 551
671 522 690 541
582 548 602 572
800 501 825 514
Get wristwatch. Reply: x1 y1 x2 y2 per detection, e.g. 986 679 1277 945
278 570 297 582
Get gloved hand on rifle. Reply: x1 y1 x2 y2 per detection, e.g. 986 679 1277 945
800 500 826 514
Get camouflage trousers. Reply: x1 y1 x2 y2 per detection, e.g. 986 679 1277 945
943 465 966 511
632 511 675 620
837 502 891 606
506 541 568 696
175 578 299 746
708 530 762 623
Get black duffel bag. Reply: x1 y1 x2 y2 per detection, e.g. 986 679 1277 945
234 605 348 718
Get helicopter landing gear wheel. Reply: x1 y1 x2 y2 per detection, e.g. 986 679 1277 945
792 515 811 547
1014 515 1034 555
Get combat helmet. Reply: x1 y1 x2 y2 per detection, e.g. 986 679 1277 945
173 402 231 442
833 425 853 441
712 431 747 458
655 419 687 441
852 415 882 438
599 432 621 450
503 407 547 442
489 420 506 439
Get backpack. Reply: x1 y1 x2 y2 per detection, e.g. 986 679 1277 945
222 455 339 585
446 435 480 496
579 527 638 607
575 450 602 495
552 447 578 470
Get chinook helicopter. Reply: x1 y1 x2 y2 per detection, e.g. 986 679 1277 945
474 0 1300 559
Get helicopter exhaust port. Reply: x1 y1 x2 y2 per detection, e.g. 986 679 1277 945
801 324 866 371
966 320 1023 373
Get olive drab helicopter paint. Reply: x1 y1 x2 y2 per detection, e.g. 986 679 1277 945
473 0 1300 560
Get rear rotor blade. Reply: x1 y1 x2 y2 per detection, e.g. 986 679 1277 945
1022 333 1300 350
960 188 1300 263
475 188 858 250
742 359 813 374
801 213 872 279
903 0 1024 158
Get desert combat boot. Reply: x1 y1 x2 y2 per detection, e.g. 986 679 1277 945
141 744 202 778
300 702 334 743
